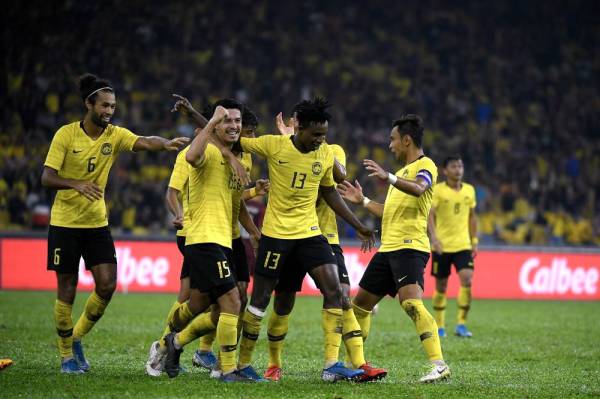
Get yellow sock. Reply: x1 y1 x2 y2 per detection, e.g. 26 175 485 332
161 301 183 339
432 290 447 328
73 291 108 340
54 300 73 359
457 286 472 325
160 302 194 348
342 309 366 368
352 303 372 341
267 311 289 368
217 313 239 374
401 299 443 361
322 308 343 366
198 331 216 352
177 312 217 347
238 309 263 367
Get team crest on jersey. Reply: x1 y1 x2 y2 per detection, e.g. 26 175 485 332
101 143 113 155
312 162 322 175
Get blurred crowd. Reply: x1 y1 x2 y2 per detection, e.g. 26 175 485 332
2 0 598 246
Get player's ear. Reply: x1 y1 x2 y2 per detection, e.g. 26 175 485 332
84 99 93 111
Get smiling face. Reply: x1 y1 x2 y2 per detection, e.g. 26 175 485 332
87 90 116 128
215 108 242 144
295 121 328 152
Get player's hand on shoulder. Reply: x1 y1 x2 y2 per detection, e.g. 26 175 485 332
73 181 103 201
337 180 364 204
228 156 251 187
363 159 388 180
171 94 195 115
164 137 191 151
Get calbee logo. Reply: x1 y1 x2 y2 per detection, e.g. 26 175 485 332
101 143 113 155
312 162 322 175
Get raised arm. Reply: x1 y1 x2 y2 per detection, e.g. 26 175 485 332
41 166 103 201
320 185 375 252
171 94 209 128
165 187 184 230
186 106 227 165
337 180 384 218
363 159 430 197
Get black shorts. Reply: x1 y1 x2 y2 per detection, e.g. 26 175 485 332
332 244 350 286
275 243 349 293
184 243 237 299
359 249 430 297
176 235 190 280
47 225 116 273
431 250 474 278
257 234 336 289
231 237 250 283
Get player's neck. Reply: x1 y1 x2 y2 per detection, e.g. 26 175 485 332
291 135 310 153
82 117 105 139
405 148 424 165
447 179 462 190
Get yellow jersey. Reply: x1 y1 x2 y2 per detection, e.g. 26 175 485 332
431 181 476 252
380 155 438 253
168 147 191 237
316 144 346 245
185 143 235 249
240 135 335 239
232 152 253 239
44 122 139 228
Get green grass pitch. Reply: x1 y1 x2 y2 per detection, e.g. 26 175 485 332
0 291 599 398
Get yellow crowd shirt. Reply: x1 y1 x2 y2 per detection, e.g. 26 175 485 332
380 156 438 253
44 122 139 228
240 135 335 239
316 144 346 245
232 152 252 239
431 181 476 252
168 147 191 237
185 143 236 249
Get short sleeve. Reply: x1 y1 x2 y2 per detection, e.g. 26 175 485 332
168 149 190 191
44 128 69 171
319 150 335 187
416 159 438 188
330 144 347 168
470 185 477 209
240 135 276 158
116 126 140 153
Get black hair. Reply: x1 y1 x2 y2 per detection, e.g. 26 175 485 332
392 114 424 147
242 107 259 128
78 73 113 104
293 97 331 128
212 98 245 114
443 155 462 168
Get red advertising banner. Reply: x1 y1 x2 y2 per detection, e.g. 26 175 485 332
1 238 599 300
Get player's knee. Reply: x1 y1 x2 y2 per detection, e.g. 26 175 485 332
96 280 116 300
321 285 343 307
273 294 295 315
435 278 448 293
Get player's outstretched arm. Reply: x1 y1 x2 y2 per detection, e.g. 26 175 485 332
165 187 184 230
320 185 376 252
428 208 443 254
133 136 190 152
171 94 209 128
337 180 384 218
41 166 103 202
363 159 430 197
